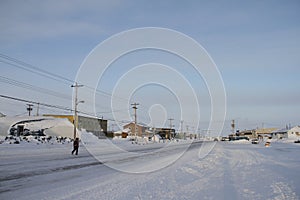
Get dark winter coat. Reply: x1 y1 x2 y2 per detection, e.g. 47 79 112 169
73 139 79 148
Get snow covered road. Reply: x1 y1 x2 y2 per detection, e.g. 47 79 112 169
0 140 299 200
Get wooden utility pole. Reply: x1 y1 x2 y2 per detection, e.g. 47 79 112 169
168 118 174 139
185 125 189 140
231 120 235 135
131 103 139 140
36 103 40 116
180 120 184 134
71 82 84 139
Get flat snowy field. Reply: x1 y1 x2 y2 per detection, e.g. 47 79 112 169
0 135 299 200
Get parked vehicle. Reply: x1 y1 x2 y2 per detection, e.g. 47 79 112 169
251 139 259 144
221 137 229 141
294 140 300 143
265 142 271 147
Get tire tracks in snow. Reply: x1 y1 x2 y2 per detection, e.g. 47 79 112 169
0 161 102 183
224 144 299 200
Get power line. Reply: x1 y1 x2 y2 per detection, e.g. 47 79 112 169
0 54 74 84
0 94 73 113
0 54 135 122
0 75 71 100
0 53 129 102
0 75 128 114
0 94 132 124
0 59 72 86
0 54 188 126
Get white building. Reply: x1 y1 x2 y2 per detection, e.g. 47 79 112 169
272 126 300 139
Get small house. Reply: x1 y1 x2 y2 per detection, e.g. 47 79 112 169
272 126 300 139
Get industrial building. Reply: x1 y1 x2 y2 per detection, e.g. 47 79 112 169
44 114 107 138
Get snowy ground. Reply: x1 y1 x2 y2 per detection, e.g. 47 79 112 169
0 134 299 200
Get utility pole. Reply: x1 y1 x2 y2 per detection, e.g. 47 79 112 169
26 104 33 116
99 116 103 138
131 103 139 140
100 116 104 131
185 125 189 140
231 120 235 135
180 120 184 138
71 82 84 139
198 129 201 140
36 103 40 116
168 118 174 139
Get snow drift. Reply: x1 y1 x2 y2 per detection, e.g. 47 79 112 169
0 116 74 138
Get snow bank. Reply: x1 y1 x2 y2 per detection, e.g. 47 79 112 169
229 139 251 144
43 119 74 138
0 116 74 138
0 135 73 145
152 134 162 142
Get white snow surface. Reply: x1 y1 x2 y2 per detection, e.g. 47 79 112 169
0 131 300 200
0 116 74 138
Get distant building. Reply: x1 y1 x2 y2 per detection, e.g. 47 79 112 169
272 126 300 139
122 123 176 139
123 122 148 137
230 128 278 139
44 114 107 138
154 128 176 139
255 128 277 138
236 129 255 139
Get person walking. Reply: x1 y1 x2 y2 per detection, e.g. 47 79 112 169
71 138 79 155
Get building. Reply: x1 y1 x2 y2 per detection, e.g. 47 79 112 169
236 129 255 139
230 128 278 139
44 114 107 138
122 122 176 139
228 129 254 140
272 126 300 139
123 122 148 137
255 128 277 138
154 128 176 139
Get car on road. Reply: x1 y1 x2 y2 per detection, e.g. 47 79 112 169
251 139 259 144
221 137 229 141
265 141 271 147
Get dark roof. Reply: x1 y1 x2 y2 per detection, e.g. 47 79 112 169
272 128 288 134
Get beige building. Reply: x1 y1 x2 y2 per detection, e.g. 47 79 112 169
232 128 277 139
255 128 277 138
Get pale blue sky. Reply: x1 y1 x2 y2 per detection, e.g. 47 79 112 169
0 0 299 134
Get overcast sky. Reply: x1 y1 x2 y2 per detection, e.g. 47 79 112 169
0 0 299 134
